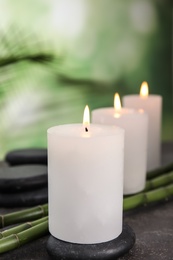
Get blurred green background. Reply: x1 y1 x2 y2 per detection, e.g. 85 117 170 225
0 0 172 158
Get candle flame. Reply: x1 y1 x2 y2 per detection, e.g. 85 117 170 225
83 105 90 131
138 109 144 114
114 93 121 111
140 81 149 97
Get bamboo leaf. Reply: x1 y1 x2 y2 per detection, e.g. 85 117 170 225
0 54 55 67
0 25 63 70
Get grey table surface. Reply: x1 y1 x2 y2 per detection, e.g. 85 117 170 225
0 142 173 260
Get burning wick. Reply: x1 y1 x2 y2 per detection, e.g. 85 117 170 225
83 105 90 133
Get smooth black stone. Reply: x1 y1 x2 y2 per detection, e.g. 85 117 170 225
0 187 48 207
46 224 135 260
0 165 47 193
5 148 47 165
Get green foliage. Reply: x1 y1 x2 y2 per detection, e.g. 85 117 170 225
0 1 172 157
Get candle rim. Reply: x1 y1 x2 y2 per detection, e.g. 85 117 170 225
92 107 148 117
122 94 161 99
47 123 124 137
93 107 134 113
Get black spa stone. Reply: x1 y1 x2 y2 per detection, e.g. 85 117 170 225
0 165 47 192
46 224 135 260
0 187 48 207
5 148 47 165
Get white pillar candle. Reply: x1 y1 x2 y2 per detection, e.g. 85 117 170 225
92 94 148 195
48 106 124 244
123 82 162 171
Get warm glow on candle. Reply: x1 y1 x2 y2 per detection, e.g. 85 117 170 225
83 105 90 131
140 82 149 97
114 93 122 111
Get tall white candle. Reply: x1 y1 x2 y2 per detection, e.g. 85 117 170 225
92 94 148 195
123 82 162 171
48 106 124 244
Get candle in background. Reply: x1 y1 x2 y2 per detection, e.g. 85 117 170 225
47 106 124 244
92 94 148 195
123 82 162 171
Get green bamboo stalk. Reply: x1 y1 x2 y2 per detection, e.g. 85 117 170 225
145 171 173 191
0 220 48 254
123 183 173 211
0 204 48 228
147 162 173 180
0 216 48 239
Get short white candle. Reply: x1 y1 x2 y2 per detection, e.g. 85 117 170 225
123 82 162 171
48 106 124 244
92 94 148 195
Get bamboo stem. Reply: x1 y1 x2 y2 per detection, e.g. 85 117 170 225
0 220 48 254
0 216 48 239
0 204 48 228
145 171 173 191
147 162 173 180
123 183 173 211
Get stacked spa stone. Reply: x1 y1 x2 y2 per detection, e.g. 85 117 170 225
0 149 48 207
